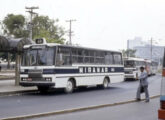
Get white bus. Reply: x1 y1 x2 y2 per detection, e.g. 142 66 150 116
145 59 152 76
124 57 146 80
151 61 158 75
20 38 124 93
145 59 158 76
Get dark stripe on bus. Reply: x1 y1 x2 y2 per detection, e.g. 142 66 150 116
20 67 124 74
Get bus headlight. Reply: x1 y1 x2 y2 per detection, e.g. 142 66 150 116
21 77 27 81
45 77 52 81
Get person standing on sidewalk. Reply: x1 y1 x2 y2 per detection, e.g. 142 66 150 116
136 66 150 102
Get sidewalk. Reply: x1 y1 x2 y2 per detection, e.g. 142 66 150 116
0 71 15 80
0 79 37 96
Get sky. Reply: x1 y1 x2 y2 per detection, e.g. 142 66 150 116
0 0 165 51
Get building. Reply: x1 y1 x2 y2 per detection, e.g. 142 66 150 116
128 37 164 64
134 45 164 64
128 37 147 49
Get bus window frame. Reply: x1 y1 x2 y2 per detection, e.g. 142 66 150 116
56 46 72 66
22 46 56 66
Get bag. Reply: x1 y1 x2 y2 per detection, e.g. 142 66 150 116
140 86 144 93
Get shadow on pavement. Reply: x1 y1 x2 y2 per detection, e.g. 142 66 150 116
25 86 120 96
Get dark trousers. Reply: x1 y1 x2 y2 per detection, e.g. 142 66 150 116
136 85 149 101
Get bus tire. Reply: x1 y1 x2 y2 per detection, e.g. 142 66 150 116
98 77 109 89
64 79 75 94
37 86 49 93
103 77 110 89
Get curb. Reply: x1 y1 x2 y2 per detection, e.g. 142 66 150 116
1 95 160 120
0 90 37 97
0 77 15 80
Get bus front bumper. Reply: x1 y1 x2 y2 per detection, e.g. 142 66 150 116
124 74 135 79
158 109 165 119
19 81 55 87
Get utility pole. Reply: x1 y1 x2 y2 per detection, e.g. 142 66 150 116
127 39 129 57
150 37 153 60
66 19 76 45
25 6 39 41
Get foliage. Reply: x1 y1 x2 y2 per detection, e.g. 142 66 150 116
0 14 66 62
32 16 65 44
121 49 136 57
1 14 65 44
2 14 28 38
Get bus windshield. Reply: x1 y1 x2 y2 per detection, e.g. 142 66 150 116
124 60 135 67
22 47 55 66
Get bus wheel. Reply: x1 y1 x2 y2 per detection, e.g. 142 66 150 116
98 77 109 89
37 86 49 93
103 77 109 89
64 80 74 93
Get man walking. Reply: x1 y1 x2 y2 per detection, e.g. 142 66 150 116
136 66 150 102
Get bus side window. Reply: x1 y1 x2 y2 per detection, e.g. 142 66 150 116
72 48 78 64
56 47 71 66
56 53 64 66
113 53 122 65
105 52 113 65
95 51 105 64
78 49 84 63
84 50 90 63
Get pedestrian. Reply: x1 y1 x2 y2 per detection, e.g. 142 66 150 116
136 66 150 102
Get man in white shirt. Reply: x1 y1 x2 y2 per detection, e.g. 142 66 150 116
136 66 150 102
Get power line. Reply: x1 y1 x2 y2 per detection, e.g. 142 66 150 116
66 19 76 45
25 6 39 41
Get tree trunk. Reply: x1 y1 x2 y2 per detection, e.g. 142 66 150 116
15 53 20 86
7 52 11 69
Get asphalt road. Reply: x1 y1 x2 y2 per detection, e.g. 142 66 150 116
30 96 159 120
0 75 161 119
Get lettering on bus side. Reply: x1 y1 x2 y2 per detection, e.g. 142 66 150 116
79 67 109 73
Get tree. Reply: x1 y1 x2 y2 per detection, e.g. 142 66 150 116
1 14 66 69
32 16 65 44
2 14 65 43
121 49 136 57
2 14 28 38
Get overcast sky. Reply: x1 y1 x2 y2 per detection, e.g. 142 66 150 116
0 0 165 51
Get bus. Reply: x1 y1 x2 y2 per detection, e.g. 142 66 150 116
124 57 145 80
145 59 152 76
19 38 124 93
151 61 158 75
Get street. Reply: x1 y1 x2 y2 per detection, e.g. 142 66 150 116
0 75 161 119
30 96 159 120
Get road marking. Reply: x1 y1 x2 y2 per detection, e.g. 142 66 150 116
1 95 160 120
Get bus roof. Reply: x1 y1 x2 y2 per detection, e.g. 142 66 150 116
123 57 145 61
23 43 122 54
